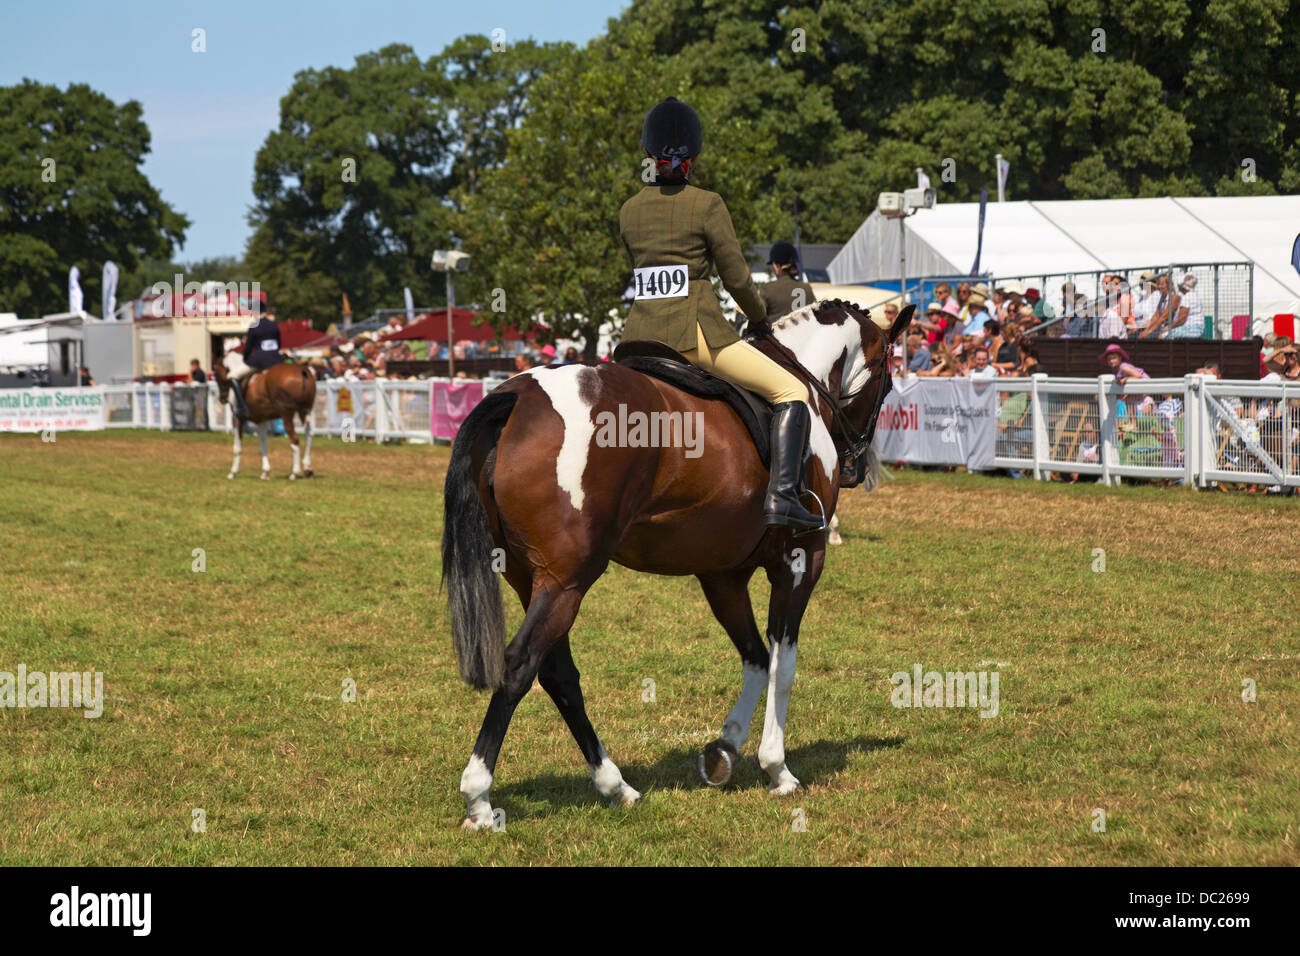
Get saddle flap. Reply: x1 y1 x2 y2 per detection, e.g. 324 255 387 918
613 352 772 468
612 339 689 365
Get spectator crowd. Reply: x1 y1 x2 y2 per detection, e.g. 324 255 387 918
895 281 1044 380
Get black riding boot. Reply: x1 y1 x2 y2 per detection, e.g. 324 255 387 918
230 380 248 419
764 401 824 532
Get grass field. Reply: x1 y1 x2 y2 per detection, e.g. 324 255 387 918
1 429 1296 866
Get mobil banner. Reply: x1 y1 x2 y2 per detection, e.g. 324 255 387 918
0 387 106 432
872 377 997 470
432 380 483 439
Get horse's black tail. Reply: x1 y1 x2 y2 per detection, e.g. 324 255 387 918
441 390 518 691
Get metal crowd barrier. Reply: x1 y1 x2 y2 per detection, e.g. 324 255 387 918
989 374 1297 487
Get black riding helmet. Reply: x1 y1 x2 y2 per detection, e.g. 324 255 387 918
767 241 798 266
642 97 702 170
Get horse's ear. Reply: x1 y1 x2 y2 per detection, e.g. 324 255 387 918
890 304 915 342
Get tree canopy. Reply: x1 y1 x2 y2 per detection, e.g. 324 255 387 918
4 1 1297 332
0 80 189 317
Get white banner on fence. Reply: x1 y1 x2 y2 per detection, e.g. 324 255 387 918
0 387 106 432
873 377 997 469
325 381 373 433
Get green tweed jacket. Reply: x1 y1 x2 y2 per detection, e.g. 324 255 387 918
760 275 818 320
619 183 768 352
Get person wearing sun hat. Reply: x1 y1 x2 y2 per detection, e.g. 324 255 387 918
919 300 948 345
957 284 990 339
1133 270 1161 334
1023 286 1054 322
940 298 963 346
1100 343 1148 385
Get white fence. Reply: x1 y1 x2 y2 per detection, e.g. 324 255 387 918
34 375 1300 490
100 378 503 444
987 374 1299 488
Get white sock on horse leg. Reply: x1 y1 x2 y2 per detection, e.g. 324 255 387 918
722 661 767 751
590 744 640 806
758 640 800 794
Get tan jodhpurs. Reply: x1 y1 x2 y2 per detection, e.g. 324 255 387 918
678 323 808 405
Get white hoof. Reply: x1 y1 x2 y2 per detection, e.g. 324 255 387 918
461 813 495 831
612 786 642 808
260 472 270 480
227 472 236 480
289 472 298 481
769 774 801 796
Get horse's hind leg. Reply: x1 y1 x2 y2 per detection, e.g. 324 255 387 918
284 415 302 480
258 422 271 479
301 412 313 476
460 585 587 830
538 635 640 807
697 568 769 785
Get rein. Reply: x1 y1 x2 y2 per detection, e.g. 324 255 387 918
749 308 893 484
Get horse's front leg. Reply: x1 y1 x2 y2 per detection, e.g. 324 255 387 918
758 535 825 795
697 568 768 786
228 420 243 479
258 422 271 479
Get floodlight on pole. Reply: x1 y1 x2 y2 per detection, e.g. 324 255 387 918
876 187 936 378
431 250 471 377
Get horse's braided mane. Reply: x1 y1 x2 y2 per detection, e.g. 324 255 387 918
814 298 866 318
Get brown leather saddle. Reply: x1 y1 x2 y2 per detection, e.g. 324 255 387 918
612 339 771 467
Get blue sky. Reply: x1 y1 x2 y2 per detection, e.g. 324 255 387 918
1 0 628 262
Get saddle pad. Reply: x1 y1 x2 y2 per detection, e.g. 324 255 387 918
615 354 771 468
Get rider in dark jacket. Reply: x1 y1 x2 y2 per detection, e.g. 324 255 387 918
760 240 818 320
228 317 282 416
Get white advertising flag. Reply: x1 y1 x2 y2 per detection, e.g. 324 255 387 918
996 154 1010 203
102 261 119 321
68 266 83 313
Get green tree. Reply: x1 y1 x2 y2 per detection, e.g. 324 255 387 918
245 39 569 327
0 80 188 316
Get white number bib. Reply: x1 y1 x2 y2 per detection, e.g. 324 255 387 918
633 264 689 300
260 340 278 350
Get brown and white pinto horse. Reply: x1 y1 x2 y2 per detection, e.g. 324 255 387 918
442 301 911 828
212 355 317 480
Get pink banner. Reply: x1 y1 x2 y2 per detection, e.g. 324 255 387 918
431 380 484 439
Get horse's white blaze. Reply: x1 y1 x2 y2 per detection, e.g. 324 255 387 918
723 662 767 750
772 309 865 484
591 745 640 806
460 754 494 826
222 351 249 376
757 640 800 795
524 366 599 511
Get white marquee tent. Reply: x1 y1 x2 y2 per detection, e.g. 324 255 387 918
828 195 1300 323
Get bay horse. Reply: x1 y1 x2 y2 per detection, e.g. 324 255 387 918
442 301 911 828
212 353 317 480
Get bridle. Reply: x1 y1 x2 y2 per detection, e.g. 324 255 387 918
749 305 896 487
